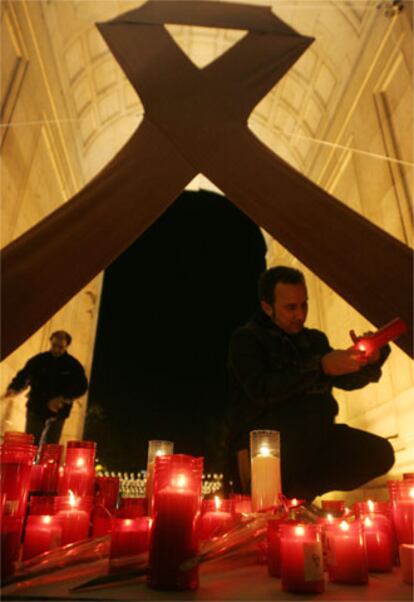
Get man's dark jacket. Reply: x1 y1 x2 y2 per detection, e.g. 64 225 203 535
8 351 88 419
227 309 390 451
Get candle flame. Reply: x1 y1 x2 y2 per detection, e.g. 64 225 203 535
76 457 85 467
172 474 187 489
339 521 349 531
42 515 52 524
214 496 221 511
291 498 298 507
409 488 414 499
326 513 333 523
364 517 372 527
258 445 270 457
295 525 305 536
68 490 76 507
367 499 374 512
155 450 166 457
125 519 132 526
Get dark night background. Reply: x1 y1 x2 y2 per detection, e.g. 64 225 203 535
85 189 266 474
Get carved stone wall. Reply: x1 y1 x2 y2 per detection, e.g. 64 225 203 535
0 0 101 444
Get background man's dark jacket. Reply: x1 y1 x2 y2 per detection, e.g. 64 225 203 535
8 351 88 419
227 309 390 451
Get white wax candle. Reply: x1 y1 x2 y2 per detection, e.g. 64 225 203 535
251 451 281 512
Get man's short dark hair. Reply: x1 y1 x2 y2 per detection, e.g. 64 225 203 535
50 330 72 345
258 266 305 304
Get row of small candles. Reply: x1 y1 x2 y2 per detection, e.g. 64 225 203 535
1 430 413 592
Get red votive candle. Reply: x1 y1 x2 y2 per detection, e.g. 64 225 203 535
321 500 345 516
55 494 92 545
91 506 113 537
325 521 368 584
267 519 297 577
28 495 56 516
392 481 414 545
94 476 119 510
231 494 252 515
279 523 324 593
0 515 24 580
147 454 203 590
200 496 234 540
22 514 62 560
146 440 174 515
361 515 393 572
118 497 148 518
3 432 34 445
399 544 413 584
29 464 45 493
58 442 96 497
110 516 151 559
352 317 407 356
39 444 63 493
0 443 37 517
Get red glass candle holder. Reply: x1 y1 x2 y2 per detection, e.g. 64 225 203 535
146 440 174 513
39 444 63 493
22 514 62 560
200 497 235 540
403 473 414 480
58 444 96 497
230 493 252 515
54 494 93 545
279 523 324 594
354 500 391 517
28 495 56 516
118 497 148 518
91 504 114 537
94 476 119 510
29 464 45 493
321 500 345 516
110 516 151 560
0 515 24 580
399 544 413 585
325 521 368 584
3 432 34 445
267 518 294 578
361 515 393 571
1 444 37 517
147 454 203 590
392 481 414 545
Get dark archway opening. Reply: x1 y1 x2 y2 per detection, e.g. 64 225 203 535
85 189 266 473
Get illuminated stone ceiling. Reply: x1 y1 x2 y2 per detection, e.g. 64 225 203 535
40 0 387 183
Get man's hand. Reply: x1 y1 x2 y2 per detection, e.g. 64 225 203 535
47 396 65 413
350 329 381 364
321 349 366 376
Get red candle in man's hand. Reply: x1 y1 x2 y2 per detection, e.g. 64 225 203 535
350 318 407 358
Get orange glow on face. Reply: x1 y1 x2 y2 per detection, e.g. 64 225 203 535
214 496 221 511
295 525 305 536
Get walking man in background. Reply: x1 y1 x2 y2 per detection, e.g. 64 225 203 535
3 331 88 444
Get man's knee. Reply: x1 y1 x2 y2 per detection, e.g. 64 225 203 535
379 437 395 474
